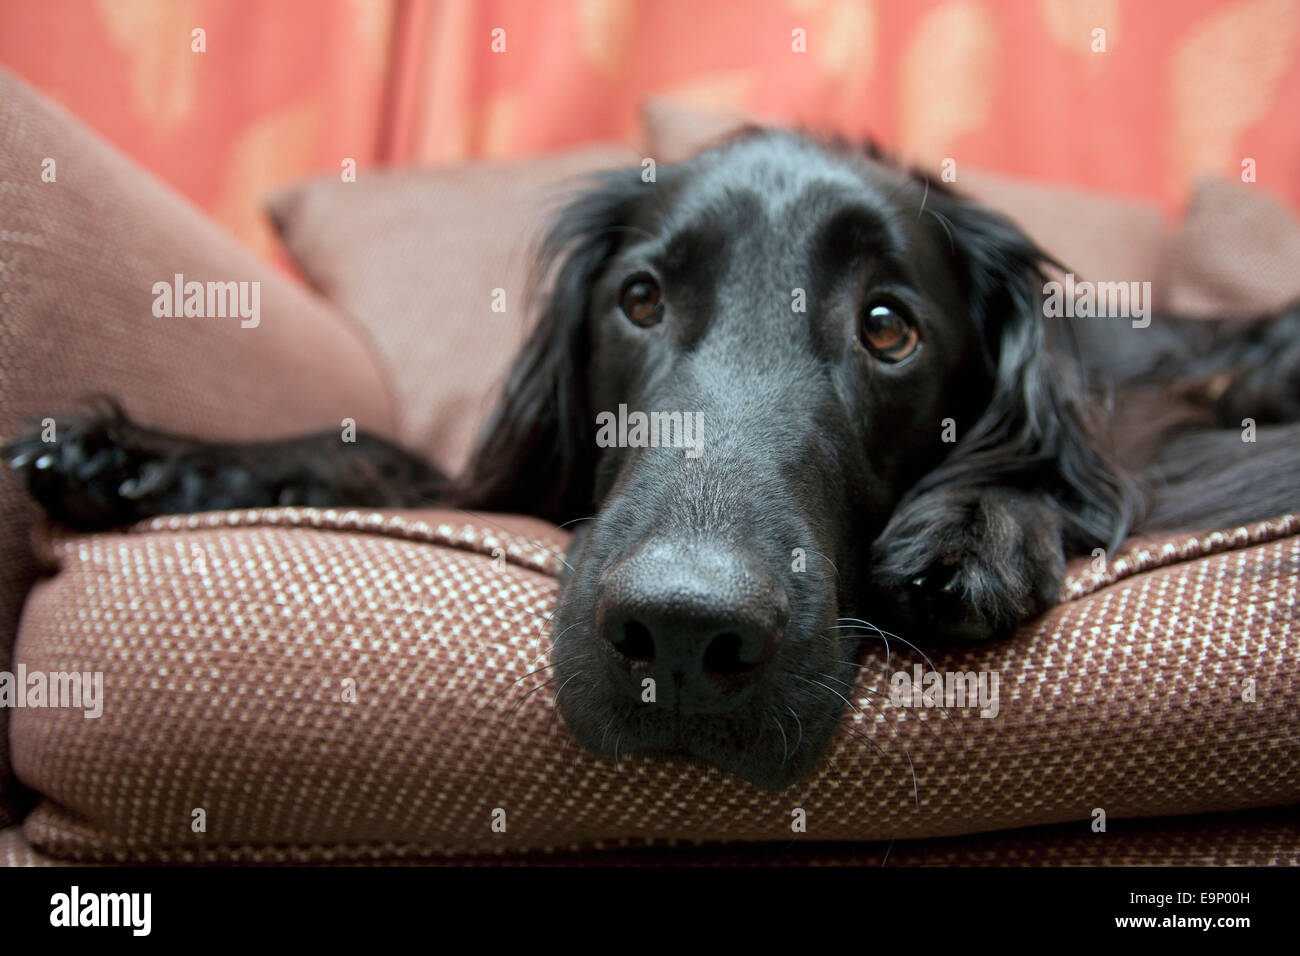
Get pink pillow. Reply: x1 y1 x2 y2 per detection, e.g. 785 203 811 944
267 146 636 474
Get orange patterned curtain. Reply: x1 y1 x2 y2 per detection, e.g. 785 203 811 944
389 0 1300 211
0 0 397 258
2 0 1297 258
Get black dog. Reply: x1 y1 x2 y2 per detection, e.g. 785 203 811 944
8 129 1300 788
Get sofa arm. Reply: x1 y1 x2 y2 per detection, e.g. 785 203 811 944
0 66 397 826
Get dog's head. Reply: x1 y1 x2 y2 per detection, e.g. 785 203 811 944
460 129 1127 788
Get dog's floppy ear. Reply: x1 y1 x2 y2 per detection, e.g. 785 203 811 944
914 190 1139 551
455 170 645 523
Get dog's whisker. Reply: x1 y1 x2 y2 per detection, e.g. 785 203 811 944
472 622 590 714
473 615 587 706
513 616 586 657
834 619 946 689
486 669 568 754
840 722 920 810
926 207 956 253
770 708 790 766
800 668 922 809
831 616 905 666
821 667 930 741
502 671 568 719
802 549 840 580
552 672 580 707
851 684 934 797
495 654 595 759
828 646 970 752
794 674 861 716
559 677 602 804
543 672 582 743
474 659 555 713
815 669 868 694
783 705 805 755
833 616 903 635
817 673 935 741
828 620 894 669
473 651 569 717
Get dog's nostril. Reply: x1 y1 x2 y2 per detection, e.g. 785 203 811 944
701 631 755 676
596 541 788 710
614 620 655 663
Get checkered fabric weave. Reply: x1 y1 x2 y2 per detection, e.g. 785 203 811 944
10 508 1297 863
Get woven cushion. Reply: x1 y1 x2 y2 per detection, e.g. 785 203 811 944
10 508 1298 863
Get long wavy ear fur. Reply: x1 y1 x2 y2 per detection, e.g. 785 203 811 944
911 188 1140 552
454 170 647 523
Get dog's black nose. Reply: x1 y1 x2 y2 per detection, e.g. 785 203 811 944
596 540 788 712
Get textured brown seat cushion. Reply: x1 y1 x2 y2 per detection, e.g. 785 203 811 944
10 507 1298 862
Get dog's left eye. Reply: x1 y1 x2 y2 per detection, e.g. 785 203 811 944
618 274 663 327
858 302 920 362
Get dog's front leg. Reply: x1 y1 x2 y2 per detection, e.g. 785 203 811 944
4 402 444 529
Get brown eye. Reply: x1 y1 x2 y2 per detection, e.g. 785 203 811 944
619 274 663 326
859 302 919 362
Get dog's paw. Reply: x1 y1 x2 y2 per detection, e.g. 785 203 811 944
872 488 1066 641
3 404 171 528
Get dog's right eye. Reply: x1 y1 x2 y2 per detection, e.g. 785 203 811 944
858 301 920 363
618 274 663 327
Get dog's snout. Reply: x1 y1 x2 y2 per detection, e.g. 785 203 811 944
596 540 788 712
